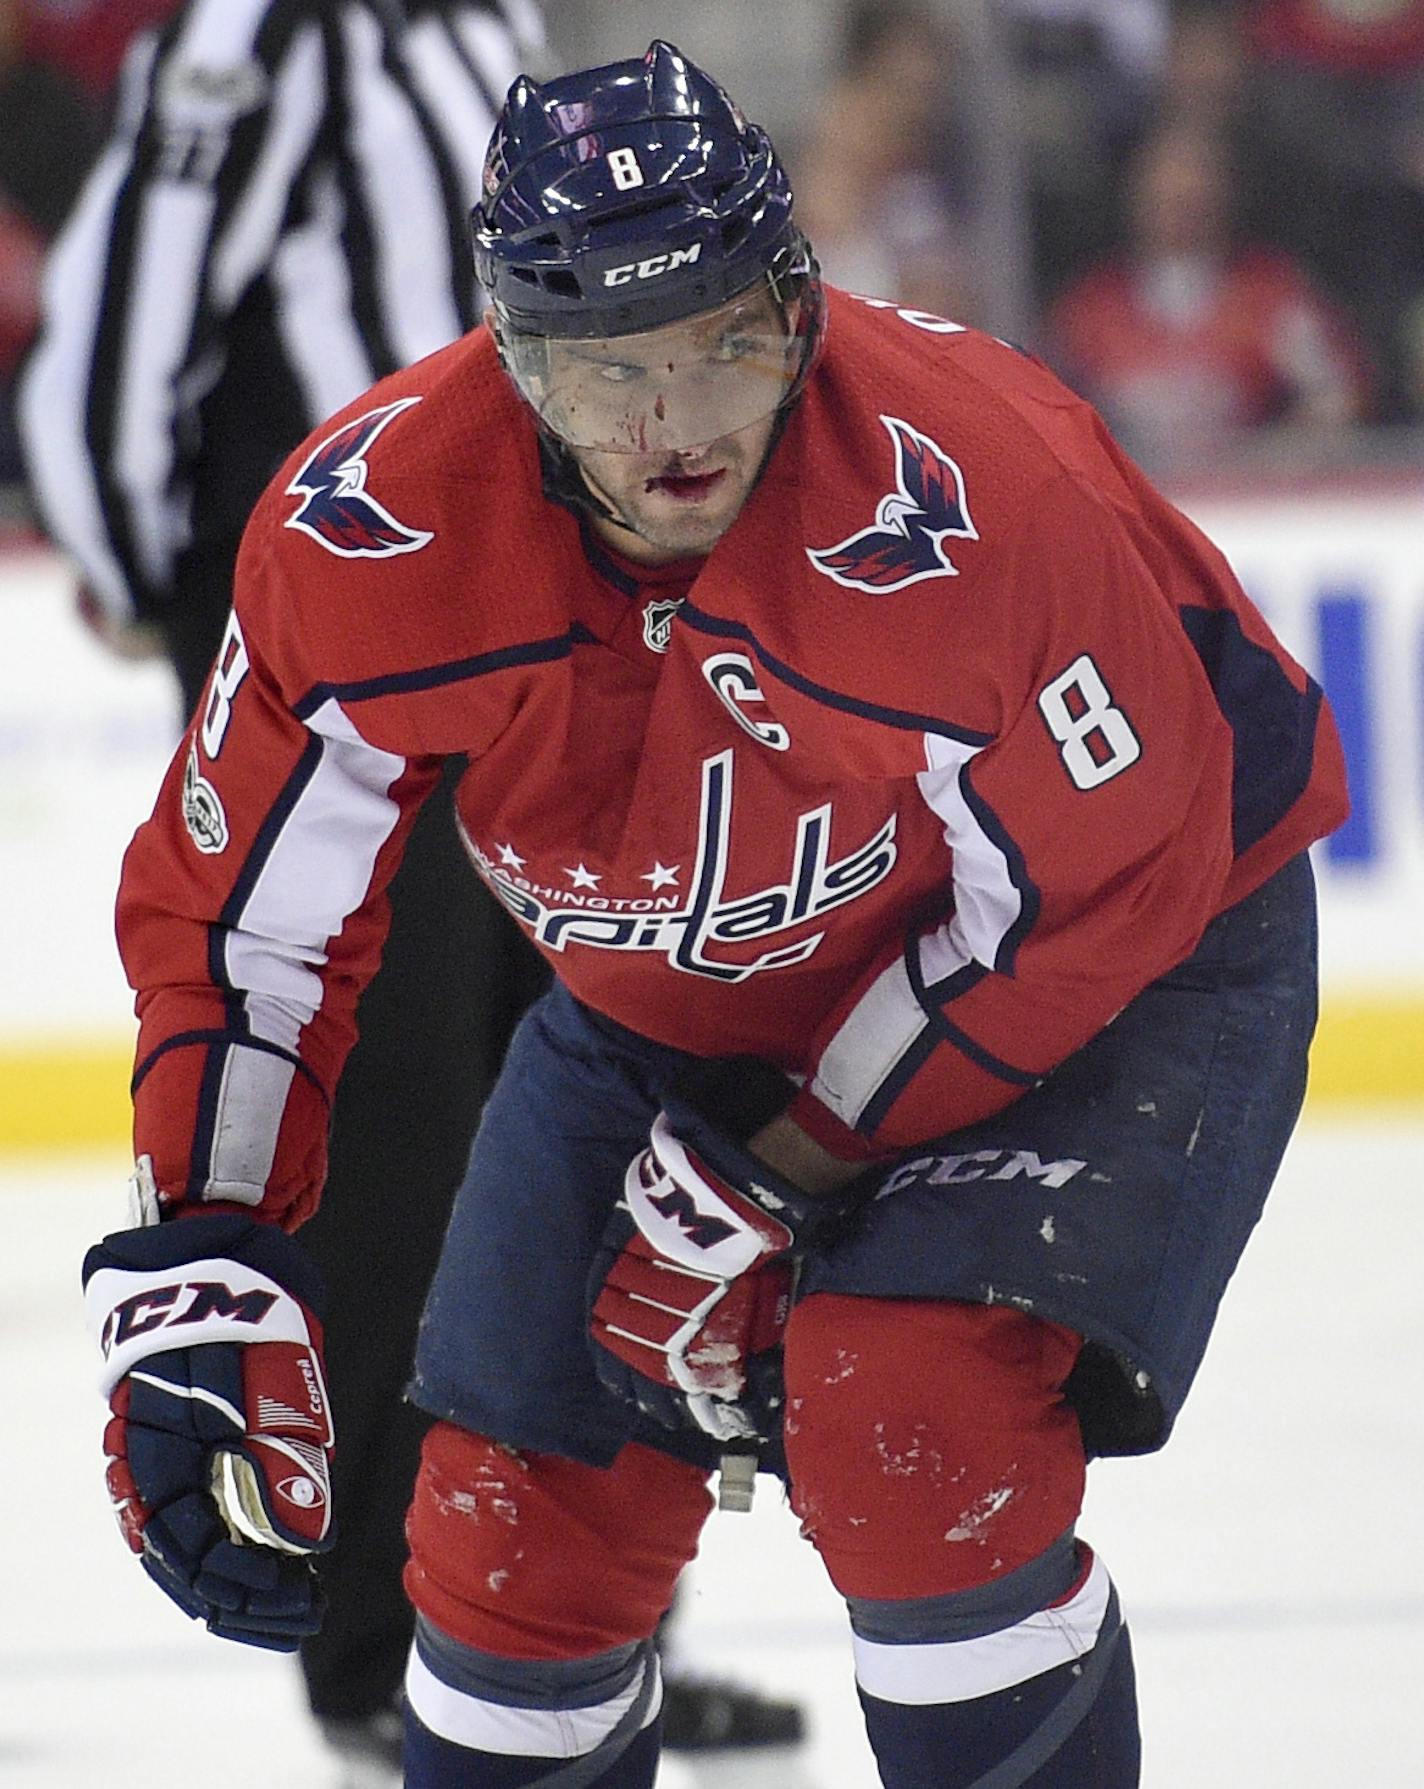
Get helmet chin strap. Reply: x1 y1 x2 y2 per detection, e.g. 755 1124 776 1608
535 432 642 535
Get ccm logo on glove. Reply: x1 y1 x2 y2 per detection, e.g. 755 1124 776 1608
87 1257 316 1394
97 1275 279 1352
625 1114 793 1277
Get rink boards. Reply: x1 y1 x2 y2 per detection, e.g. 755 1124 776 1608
3 489 1421 1149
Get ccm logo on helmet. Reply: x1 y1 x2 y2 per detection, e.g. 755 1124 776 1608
602 244 703 286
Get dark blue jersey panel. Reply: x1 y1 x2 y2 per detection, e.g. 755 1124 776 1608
1178 605 1324 857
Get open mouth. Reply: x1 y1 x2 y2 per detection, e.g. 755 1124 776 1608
646 467 728 503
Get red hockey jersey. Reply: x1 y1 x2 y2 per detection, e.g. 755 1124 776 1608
117 289 1348 1226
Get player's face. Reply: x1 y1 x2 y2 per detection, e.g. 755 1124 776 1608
502 280 800 561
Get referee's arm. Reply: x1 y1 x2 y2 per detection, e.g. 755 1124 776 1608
17 4 337 623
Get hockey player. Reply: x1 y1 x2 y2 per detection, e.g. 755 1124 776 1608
83 41 1346 1788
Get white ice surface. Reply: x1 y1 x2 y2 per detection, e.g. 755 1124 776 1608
2 1119 1422 1787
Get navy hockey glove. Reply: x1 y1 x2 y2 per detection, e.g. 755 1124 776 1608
82 1203 334 1651
589 1102 859 1444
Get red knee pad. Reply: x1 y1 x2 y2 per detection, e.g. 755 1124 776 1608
783 1294 1085 1601
404 1427 712 1659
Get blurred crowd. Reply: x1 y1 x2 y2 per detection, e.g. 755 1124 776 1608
4 0 1424 493
793 0 1424 474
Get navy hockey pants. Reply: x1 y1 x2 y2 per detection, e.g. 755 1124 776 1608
412 850 1318 1468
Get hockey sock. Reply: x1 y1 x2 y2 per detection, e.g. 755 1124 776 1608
853 1551 1141 1787
403 1617 661 1789
404 1713 661 1789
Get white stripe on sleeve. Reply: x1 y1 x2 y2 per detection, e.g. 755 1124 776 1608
917 733 1022 974
804 729 1015 1129
222 943 326 1051
201 699 405 1203
222 697 407 991
207 1044 298 1204
805 956 928 1130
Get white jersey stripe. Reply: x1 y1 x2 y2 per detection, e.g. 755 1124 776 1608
113 179 217 590
15 137 137 612
853 1554 1112 1707
225 975 321 1057
917 911 979 987
270 170 377 419
19 2 512 625
110 5 322 593
204 700 404 1203
403 17 502 210
173 0 274 61
456 12 528 95
209 26 327 312
807 730 1028 1128
917 733 1023 974
228 697 406 956
485 1 545 68
805 955 928 1129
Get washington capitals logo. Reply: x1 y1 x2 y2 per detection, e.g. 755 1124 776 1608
807 415 978 594
284 398 433 559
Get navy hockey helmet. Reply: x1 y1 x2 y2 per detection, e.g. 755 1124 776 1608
475 41 823 453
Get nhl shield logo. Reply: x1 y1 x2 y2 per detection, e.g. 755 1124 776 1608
642 597 683 654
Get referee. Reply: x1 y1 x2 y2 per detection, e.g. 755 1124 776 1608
18 3 801 1780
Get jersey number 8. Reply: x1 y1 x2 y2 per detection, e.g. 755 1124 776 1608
1037 653 1141 790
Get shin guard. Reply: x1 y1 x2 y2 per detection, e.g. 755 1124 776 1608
404 1427 711 1658
401 1430 709 1786
783 1294 1085 1600
784 1294 1139 1781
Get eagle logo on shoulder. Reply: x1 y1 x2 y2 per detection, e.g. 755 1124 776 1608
807 415 978 594
285 398 433 559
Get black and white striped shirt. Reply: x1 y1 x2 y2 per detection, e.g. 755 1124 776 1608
18 0 542 622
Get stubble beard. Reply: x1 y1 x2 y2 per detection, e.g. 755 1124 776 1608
620 493 737 557
584 457 751 559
